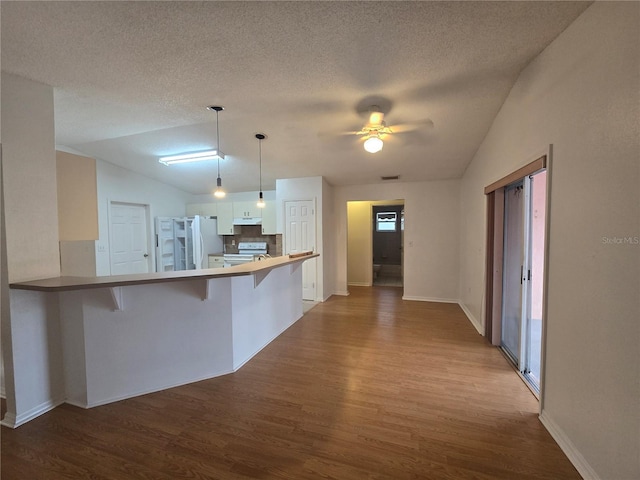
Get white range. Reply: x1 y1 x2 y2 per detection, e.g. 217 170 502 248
223 241 268 267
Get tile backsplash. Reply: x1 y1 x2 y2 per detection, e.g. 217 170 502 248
223 225 282 256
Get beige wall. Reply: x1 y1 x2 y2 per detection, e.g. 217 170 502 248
347 201 374 286
459 3 639 478
1 73 60 282
56 151 98 241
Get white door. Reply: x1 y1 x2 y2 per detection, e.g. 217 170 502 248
110 202 150 275
285 200 316 300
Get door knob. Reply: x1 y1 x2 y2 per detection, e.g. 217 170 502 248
143 254 149 258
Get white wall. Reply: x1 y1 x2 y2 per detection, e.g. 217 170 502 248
458 3 639 479
94 158 193 276
1 73 65 427
321 178 336 300
334 180 460 302
276 176 329 301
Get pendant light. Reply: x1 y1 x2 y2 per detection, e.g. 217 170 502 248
255 133 266 208
207 105 226 198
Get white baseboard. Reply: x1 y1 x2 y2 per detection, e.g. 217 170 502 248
458 302 483 334
402 295 458 303
348 282 371 287
85 368 234 408
1 396 65 428
333 290 350 296
539 410 600 480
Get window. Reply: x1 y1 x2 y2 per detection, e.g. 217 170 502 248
376 212 397 232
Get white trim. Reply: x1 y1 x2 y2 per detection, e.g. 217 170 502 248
1 397 65 428
333 290 350 296
348 282 371 287
458 301 483 334
402 295 459 303
83 369 234 409
539 410 600 480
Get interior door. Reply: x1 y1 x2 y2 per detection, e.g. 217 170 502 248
285 200 316 300
110 202 149 275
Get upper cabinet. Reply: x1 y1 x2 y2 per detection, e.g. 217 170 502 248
216 202 240 235
186 193 278 235
261 202 277 235
233 201 262 219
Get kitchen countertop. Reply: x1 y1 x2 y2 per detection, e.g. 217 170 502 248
10 253 318 292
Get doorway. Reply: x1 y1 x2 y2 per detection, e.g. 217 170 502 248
109 201 151 275
372 205 404 287
485 156 547 394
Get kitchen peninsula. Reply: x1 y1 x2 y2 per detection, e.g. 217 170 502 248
5 254 318 427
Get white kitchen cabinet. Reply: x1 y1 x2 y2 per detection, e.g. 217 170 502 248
261 201 277 234
233 201 262 219
216 202 240 235
208 255 225 268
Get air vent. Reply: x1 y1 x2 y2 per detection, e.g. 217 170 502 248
381 175 400 181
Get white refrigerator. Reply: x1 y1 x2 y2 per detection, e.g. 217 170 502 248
155 216 223 272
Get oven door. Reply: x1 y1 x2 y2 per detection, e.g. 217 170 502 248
223 254 255 267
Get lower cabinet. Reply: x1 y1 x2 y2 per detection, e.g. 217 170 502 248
208 255 225 268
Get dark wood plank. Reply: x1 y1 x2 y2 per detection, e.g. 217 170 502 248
1 287 581 479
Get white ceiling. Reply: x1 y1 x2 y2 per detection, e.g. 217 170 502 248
1 1 591 195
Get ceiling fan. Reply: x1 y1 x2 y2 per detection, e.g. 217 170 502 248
351 105 433 153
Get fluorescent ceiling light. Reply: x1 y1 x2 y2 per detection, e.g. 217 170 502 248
158 150 224 166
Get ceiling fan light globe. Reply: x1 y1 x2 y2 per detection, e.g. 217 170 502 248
364 136 384 153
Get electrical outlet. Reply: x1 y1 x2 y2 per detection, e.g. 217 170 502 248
97 244 106 252
231 239 235 246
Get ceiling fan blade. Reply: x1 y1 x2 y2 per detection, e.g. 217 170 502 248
317 129 361 140
388 118 434 134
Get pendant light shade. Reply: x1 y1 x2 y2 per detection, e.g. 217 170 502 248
255 133 266 208
208 105 226 198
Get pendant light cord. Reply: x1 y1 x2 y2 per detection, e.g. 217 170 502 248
216 109 221 177
259 138 262 192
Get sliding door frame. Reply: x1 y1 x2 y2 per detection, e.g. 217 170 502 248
484 153 550 399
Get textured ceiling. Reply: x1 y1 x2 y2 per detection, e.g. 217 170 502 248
1 1 591 194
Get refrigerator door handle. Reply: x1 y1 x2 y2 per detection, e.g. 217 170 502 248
191 219 198 268
200 232 204 268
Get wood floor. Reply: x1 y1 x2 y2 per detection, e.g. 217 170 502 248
1 287 581 479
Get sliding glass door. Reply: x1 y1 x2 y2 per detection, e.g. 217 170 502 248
501 171 546 393
501 181 525 364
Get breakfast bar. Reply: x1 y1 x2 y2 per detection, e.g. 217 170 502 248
5 253 317 427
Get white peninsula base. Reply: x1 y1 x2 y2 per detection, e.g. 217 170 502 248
4 255 314 426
